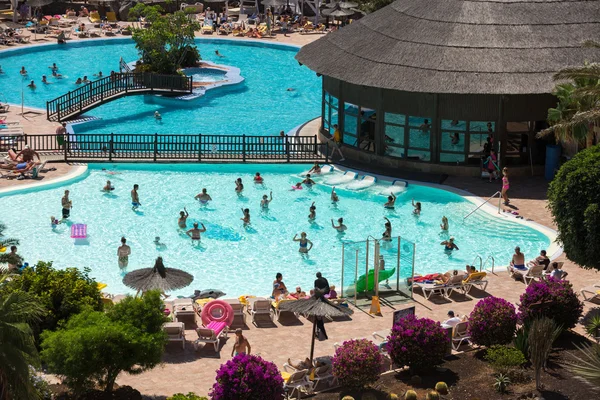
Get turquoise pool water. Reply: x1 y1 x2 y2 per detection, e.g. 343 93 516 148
0 38 320 135
0 164 550 297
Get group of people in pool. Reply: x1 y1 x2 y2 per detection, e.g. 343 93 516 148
19 63 112 89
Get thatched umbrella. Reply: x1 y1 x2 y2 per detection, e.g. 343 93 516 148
325 1 358 8
122 257 194 294
262 0 287 6
279 293 353 364
321 4 354 17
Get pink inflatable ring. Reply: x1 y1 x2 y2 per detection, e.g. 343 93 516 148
201 299 234 327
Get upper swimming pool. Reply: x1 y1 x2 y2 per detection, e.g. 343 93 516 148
0 38 321 135
0 164 551 297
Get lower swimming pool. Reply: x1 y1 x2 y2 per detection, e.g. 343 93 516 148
0 164 551 297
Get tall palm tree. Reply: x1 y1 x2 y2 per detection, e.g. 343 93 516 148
540 41 600 147
0 223 19 266
0 274 46 400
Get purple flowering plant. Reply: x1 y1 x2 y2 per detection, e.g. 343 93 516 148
332 339 383 390
386 314 449 372
209 353 284 400
468 296 517 347
518 277 583 329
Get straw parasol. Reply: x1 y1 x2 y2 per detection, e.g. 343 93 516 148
321 4 354 17
279 293 353 364
123 258 194 294
325 1 358 8
262 0 287 6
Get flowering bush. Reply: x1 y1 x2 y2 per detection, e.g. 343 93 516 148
518 277 583 329
386 314 449 372
468 297 517 346
209 354 284 400
332 339 383 389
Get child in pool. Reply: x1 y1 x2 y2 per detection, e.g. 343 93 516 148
50 216 61 228
254 172 263 183
102 180 114 192
292 182 303 190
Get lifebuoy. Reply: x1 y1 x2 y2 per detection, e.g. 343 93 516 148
201 299 234 327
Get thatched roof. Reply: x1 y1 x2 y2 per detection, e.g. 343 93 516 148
123 267 194 293
297 0 600 95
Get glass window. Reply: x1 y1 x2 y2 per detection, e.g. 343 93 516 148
470 121 495 133
385 113 406 126
469 134 488 153
440 131 465 152
385 124 405 147
331 95 339 109
409 128 430 150
343 105 359 146
385 145 404 158
324 102 331 131
407 149 430 162
358 110 376 152
323 92 339 133
408 116 431 129
441 119 466 131
440 153 466 163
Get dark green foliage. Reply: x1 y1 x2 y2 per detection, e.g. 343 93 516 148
168 393 209 400
3 261 102 334
485 345 527 375
0 222 20 266
41 291 167 394
547 144 600 271
513 324 530 360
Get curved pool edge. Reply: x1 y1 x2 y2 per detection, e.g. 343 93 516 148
0 165 89 196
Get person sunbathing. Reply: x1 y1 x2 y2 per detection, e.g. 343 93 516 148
0 161 37 172
5 148 23 164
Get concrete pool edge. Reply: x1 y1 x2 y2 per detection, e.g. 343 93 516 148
0 165 88 196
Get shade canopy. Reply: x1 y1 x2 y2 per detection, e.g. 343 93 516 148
296 0 600 95
123 266 194 293
325 1 358 9
262 0 287 6
322 6 354 17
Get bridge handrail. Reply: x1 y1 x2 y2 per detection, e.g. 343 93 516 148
46 73 193 122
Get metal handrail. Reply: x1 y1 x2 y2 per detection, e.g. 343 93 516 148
483 255 496 273
472 255 483 271
463 191 502 220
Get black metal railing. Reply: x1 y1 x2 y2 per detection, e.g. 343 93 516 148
4 134 329 163
46 73 193 122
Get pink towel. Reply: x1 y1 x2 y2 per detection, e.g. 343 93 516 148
206 321 226 335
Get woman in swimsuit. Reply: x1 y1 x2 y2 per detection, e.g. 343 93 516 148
235 178 244 194
186 222 206 243
254 172 263 183
384 192 397 209
440 216 449 231
382 217 392 241
308 162 321 174
117 237 131 268
195 188 212 204
501 167 510 205
303 174 315 186
412 199 421 216
178 208 189 228
241 208 250 225
331 218 347 233
261 192 273 209
331 187 339 203
293 232 313 253
308 202 316 220
441 237 459 252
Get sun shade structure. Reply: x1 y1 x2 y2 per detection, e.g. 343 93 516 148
123 265 194 293
279 293 353 363
325 1 358 9
321 4 354 17
296 0 600 174
261 0 288 6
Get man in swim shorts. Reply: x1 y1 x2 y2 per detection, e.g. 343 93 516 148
186 222 206 243
195 188 212 203
117 237 131 268
231 328 251 357
509 246 526 271
131 184 141 210
61 190 72 219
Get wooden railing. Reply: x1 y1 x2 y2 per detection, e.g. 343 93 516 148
46 73 193 122
4 134 329 163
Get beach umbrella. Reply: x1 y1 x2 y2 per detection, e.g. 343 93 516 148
279 293 353 364
322 5 354 17
325 1 358 8
262 0 287 6
123 263 194 294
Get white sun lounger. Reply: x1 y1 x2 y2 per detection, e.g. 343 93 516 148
247 297 271 326
581 283 600 302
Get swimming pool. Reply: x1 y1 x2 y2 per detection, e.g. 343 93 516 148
0 38 321 135
0 164 552 297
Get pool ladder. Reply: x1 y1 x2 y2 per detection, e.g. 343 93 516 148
463 191 502 220
473 255 496 272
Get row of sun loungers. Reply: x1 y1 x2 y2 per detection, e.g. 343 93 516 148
411 271 489 300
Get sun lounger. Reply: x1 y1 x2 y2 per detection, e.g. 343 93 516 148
247 297 271 326
172 298 195 321
311 363 337 389
460 272 488 294
223 298 246 324
89 11 101 24
106 12 119 26
281 369 314 399
413 273 464 299
581 283 600 302
271 298 299 322
193 320 228 352
163 321 186 349
451 321 470 350
201 21 214 34
510 264 544 285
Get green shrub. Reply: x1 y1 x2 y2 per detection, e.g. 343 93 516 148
435 381 449 395
168 393 208 400
485 345 527 374
41 291 167 394
4 261 102 334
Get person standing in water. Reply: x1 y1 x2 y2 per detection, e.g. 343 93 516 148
241 208 250 225
412 199 422 215
131 184 141 210
331 187 339 203
293 232 313 253
261 192 273 209
303 174 316 186
440 216 449 231
384 192 397 209
102 180 114 192
331 217 347 233
195 188 212 204
186 222 206 243
382 217 392 240
441 237 459 251
254 172 263 183
61 190 72 219
308 202 316 220
117 237 131 268
235 178 244 194
178 208 189 228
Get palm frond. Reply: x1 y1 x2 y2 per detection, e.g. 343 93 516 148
583 40 600 49
0 238 19 248
564 342 600 387
554 63 600 82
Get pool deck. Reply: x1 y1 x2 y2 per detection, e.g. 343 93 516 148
3 26 600 398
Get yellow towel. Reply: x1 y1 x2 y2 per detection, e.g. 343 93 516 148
281 371 291 382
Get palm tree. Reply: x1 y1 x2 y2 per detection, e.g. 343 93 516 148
565 342 600 387
540 41 600 147
0 274 46 400
0 223 19 266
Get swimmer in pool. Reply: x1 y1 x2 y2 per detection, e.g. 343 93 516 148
382 217 392 241
82 76 89 83
293 232 313 253
153 236 165 247
178 208 189 228
154 111 162 120
75 77 82 85
412 199 421 216
292 182 303 190
52 70 63 79
331 187 339 203
27 80 36 89
308 162 321 174
117 237 131 268
235 178 244 194
94 71 103 77
303 174 316 186
254 172 264 183
215 50 224 57
102 180 114 192
441 237 459 251
331 217 347 233
308 202 316 220
131 184 141 210
241 208 250 225
20 66 27 75
195 188 212 203
50 216 61 228
186 222 206 242
384 192 397 209
42 75 51 84
49 63 58 71
261 192 273 209
440 216 449 231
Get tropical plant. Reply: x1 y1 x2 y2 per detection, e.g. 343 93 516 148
386 314 449 372
468 296 518 347
518 277 584 329
0 222 20 266
332 339 383 390
168 393 209 400
0 274 46 400
493 373 511 394
584 314 600 340
564 342 600 387
547 145 600 271
40 291 167 394
513 323 530 360
528 317 562 390
209 353 284 400
485 345 527 375
3 261 103 335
